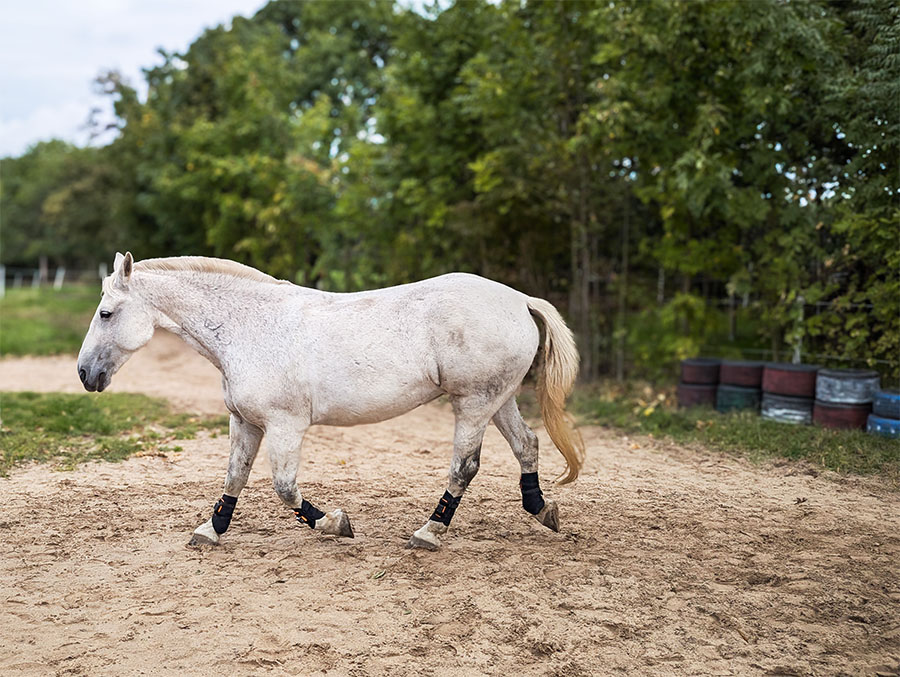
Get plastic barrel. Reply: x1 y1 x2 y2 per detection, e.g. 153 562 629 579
872 389 900 420
762 363 820 398
680 358 720 385
716 385 761 413
719 360 764 387
761 393 814 425
815 369 880 404
813 400 872 430
677 382 717 408
867 413 900 439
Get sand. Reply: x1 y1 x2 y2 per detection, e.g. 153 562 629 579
1 331 898 676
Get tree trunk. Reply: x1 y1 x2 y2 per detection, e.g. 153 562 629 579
616 194 630 382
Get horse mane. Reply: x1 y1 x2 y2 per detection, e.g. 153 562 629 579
134 257 290 285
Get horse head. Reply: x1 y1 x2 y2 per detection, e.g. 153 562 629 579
77 252 155 392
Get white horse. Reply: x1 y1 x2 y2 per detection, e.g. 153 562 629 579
77 253 584 550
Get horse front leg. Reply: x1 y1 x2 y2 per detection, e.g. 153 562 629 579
190 414 263 546
267 418 354 538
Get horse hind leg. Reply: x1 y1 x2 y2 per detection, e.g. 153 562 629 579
492 396 559 532
407 396 491 551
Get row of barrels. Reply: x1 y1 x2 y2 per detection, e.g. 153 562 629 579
677 358 899 438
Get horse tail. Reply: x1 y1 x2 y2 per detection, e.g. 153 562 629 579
526 297 585 484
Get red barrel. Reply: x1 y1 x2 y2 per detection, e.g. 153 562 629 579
813 400 872 430
762 363 819 398
677 382 717 408
681 358 720 385
720 360 764 387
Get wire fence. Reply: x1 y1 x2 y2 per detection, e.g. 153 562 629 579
3 264 896 379
688 292 896 373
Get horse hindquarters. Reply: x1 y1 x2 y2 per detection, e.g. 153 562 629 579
407 293 582 550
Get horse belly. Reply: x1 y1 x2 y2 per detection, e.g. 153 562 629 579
313 375 441 426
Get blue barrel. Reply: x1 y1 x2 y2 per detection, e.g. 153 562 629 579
872 389 900 420
866 414 900 439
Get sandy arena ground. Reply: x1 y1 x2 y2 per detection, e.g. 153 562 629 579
1 331 898 676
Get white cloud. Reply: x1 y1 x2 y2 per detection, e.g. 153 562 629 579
0 0 266 157
0 100 97 156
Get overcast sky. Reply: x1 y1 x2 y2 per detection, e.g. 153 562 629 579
0 0 266 158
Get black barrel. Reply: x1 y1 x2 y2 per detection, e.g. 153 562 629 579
872 389 900 420
716 385 761 413
681 358 720 385
813 400 871 430
762 363 820 398
719 360 764 388
761 393 813 425
815 368 880 404
677 382 717 408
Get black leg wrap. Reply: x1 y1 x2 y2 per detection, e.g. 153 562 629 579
430 490 462 526
293 499 326 529
211 494 238 534
520 472 545 515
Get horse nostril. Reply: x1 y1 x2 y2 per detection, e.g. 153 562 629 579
98 371 107 384
79 369 87 384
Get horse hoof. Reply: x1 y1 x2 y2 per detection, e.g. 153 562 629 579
406 534 439 551
338 511 354 538
534 501 559 532
406 522 443 550
189 518 220 546
188 532 218 547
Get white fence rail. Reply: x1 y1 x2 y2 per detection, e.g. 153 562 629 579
0 266 103 298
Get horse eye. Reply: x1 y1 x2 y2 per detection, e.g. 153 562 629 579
99 310 112 320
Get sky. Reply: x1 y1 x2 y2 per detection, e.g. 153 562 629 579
0 0 267 158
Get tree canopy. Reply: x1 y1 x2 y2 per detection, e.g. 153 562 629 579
2 0 897 379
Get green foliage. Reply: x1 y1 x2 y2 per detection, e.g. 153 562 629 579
626 293 724 379
1 0 897 379
0 286 100 356
0 142 128 268
0 391 228 475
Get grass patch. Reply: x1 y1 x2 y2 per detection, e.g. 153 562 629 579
0 391 229 476
0 285 100 356
522 381 899 483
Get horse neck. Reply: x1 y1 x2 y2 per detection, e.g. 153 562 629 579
137 270 277 371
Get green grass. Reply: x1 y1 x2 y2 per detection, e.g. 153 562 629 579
0 391 229 476
522 382 899 483
0 285 101 356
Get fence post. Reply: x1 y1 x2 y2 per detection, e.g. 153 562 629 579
53 267 66 290
0 265 5 298
728 292 736 341
792 295 805 364
31 270 40 288
98 262 108 280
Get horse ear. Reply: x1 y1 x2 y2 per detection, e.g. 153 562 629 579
114 252 133 288
114 252 124 270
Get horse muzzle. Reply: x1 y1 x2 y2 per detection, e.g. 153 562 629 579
78 364 110 392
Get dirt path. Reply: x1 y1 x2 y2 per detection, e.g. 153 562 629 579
1 333 898 676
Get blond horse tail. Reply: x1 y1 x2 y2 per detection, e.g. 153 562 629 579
526 297 585 484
